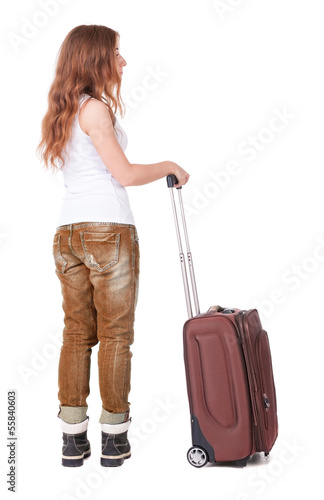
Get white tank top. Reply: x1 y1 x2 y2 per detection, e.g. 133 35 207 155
56 93 135 227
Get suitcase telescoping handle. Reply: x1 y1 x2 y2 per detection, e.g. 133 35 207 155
166 174 200 319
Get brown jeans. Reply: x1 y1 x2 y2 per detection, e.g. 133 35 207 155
53 222 140 424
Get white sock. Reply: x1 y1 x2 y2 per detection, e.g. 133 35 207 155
101 419 131 434
60 417 89 434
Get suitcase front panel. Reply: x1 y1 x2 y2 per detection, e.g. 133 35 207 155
196 331 238 428
183 315 254 462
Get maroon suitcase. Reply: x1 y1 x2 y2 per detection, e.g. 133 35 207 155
167 175 278 468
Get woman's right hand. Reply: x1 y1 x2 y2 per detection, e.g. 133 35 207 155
166 162 190 188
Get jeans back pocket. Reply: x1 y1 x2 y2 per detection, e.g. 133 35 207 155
80 232 120 273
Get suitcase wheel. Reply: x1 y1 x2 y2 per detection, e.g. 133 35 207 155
187 446 208 468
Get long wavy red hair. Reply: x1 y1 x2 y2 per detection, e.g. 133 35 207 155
37 24 125 172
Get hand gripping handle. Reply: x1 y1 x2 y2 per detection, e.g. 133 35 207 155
166 175 200 318
166 174 181 189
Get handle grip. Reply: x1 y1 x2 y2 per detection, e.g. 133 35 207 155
166 174 182 189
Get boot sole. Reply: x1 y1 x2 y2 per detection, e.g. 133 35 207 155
101 451 131 467
62 449 91 467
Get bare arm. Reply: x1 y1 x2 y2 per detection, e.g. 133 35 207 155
79 99 189 187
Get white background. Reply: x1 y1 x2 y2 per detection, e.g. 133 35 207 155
1 0 323 498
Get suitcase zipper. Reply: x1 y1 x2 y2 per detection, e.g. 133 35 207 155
256 331 271 430
235 312 258 426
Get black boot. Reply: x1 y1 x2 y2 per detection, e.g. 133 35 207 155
101 419 131 467
61 417 91 467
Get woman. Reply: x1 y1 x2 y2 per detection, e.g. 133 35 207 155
37 24 189 468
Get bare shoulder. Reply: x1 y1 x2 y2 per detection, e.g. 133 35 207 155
79 97 113 135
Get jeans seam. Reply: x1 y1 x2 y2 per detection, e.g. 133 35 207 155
68 226 79 258
132 228 135 269
54 234 67 273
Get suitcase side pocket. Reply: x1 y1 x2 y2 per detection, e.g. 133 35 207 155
255 330 278 451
